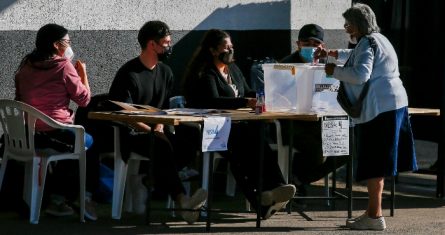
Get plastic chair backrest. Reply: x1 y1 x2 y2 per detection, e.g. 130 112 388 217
0 100 42 159
169 96 186 108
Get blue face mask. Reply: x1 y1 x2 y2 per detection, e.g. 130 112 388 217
299 47 316 63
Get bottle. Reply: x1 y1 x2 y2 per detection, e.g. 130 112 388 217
255 90 265 114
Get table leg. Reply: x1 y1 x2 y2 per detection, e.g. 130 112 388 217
287 120 294 214
146 129 155 225
256 121 265 228
437 130 444 198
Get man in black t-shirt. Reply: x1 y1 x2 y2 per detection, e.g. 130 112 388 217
109 21 207 224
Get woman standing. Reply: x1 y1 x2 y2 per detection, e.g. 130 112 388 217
316 3 417 230
15 23 97 220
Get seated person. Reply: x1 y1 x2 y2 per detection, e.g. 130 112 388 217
280 24 348 195
183 29 296 219
14 23 97 220
108 20 206 224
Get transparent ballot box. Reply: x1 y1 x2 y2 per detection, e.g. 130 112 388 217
263 63 345 114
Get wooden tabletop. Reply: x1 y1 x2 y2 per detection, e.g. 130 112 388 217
88 107 440 126
408 107 440 116
88 110 325 125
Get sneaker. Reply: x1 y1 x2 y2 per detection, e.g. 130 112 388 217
178 167 200 181
180 188 208 224
346 212 367 226
261 184 296 206
261 201 289 220
84 197 98 221
45 201 75 217
347 215 386 230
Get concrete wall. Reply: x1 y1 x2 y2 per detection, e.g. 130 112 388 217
0 0 350 99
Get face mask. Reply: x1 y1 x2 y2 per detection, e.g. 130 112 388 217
218 48 235 64
299 47 317 63
63 46 74 61
157 46 172 61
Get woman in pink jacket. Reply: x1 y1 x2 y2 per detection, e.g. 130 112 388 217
15 23 96 220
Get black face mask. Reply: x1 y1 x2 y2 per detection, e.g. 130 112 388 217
218 48 235 64
158 46 173 61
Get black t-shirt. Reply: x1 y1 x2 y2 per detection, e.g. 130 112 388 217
109 57 174 109
280 51 304 63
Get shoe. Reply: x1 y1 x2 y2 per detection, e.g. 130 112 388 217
45 201 74 217
84 197 98 221
180 188 208 224
178 167 200 181
132 175 148 215
262 201 288 220
261 184 296 206
346 212 367 226
347 215 386 230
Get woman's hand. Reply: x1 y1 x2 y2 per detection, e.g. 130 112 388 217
75 60 90 91
75 60 87 79
325 63 337 76
246 98 257 109
154 124 164 133
314 48 338 60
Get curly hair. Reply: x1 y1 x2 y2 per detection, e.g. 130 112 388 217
343 3 380 35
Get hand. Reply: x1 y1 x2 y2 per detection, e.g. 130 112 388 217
325 63 337 76
314 48 338 60
314 47 329 60
246 98 257 109
75 60 87 78
154 124 164 133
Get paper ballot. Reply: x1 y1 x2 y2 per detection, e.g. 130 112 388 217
202 117 231 152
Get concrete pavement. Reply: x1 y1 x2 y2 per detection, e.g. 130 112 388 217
0 171 443 235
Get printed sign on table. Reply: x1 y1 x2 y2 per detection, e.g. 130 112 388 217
321 116 349 156
202 117 231 152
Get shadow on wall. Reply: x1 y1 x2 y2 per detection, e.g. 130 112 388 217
0 0 16 13
165 1 291 95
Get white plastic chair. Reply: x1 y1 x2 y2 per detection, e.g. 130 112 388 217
109 126 149 220
0 99 86 224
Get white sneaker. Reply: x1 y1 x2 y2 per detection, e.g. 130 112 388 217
261 184 296 206
180 188 208 224
262 201 289 220
346 212 367 226
347 215 386 231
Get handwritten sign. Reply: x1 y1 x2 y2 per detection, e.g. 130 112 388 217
202 117 231 152
321 116 349 156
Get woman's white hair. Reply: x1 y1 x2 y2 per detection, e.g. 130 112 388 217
343 3 380 35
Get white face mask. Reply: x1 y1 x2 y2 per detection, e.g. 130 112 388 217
63 46 74 60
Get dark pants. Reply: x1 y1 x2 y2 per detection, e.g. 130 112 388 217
220 122 286 209
281 120 348 184
128 131 185 199
35 129 96 201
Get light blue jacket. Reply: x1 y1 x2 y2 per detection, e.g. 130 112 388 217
333 32 408 124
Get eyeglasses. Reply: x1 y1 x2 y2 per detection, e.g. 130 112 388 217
59 39 71 45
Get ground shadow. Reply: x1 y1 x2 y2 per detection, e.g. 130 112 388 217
0 0 16 13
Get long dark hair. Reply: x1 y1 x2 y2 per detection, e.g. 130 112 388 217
17 23 68 72
182 29 230 99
